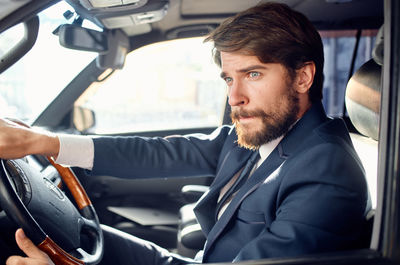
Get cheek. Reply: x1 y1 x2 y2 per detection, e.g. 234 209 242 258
248 81 267 97
250 83 281 108
254 76 290 103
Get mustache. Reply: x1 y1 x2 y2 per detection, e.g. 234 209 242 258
230 108 268 121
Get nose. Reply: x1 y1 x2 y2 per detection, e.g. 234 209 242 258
228 80 248 107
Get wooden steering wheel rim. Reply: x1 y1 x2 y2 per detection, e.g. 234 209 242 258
46 157 91 210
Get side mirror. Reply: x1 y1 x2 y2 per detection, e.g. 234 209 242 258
58 24 108 53
72 106 96 132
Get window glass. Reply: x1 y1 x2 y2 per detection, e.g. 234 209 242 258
77 37 226 134
0 2 97 123
0 23 24 118
321 30 377 117
0 24 24 57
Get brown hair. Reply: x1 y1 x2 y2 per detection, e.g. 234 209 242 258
204 2 324 102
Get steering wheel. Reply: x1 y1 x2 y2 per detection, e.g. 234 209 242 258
0 156 103 265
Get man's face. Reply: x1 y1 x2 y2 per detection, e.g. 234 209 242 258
220 52 300 150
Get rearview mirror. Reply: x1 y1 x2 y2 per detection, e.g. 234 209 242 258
59 24 108 53
58 24 129 69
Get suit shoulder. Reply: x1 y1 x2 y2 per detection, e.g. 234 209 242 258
315 118 353 145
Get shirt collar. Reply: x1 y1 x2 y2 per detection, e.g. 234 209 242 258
256 135 284 168
255 118 300 167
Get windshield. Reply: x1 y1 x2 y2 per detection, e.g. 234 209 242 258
76 37 227 134
0 2 97 124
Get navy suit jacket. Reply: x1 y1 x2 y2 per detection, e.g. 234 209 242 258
91 102 370 263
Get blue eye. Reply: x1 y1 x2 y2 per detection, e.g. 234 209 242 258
249 72 260 78
224 77 233 84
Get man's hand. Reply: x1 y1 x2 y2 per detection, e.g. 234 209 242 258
6 229 54 265
0 118 59 159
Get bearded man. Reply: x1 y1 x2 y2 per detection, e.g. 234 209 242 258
1 2 369 265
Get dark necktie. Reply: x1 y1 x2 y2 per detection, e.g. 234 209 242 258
216 151 260 219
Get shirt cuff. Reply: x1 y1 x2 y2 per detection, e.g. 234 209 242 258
55 134 94 170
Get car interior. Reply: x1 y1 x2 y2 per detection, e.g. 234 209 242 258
1 0 400 264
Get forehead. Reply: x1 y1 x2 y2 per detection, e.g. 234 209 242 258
220 51 262 69
220 51 287 76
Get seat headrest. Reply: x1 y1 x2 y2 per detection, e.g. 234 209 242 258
345 25 383 141
345 59 381 141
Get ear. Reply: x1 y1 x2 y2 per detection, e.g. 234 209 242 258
295 62 316 94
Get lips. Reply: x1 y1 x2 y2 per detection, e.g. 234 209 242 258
239 115 255 120
239 113 253 118
232 109 259 120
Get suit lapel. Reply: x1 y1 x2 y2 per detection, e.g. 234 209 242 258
194 147 252 235
211 147 253 189
203 147 286 255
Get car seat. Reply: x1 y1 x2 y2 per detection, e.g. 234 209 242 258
177 185 208 257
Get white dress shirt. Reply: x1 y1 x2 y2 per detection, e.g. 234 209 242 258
257 135 284 167
55 134 94 170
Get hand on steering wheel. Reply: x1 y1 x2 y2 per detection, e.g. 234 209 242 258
0 154 104 264
7 228 54 265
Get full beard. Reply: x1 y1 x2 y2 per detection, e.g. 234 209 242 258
231 89 300 150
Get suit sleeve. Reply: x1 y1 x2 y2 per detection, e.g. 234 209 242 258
89 126 234 179
233 142 369 261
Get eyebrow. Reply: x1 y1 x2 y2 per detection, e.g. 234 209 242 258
220 64 268 79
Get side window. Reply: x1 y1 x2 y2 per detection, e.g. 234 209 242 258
0 2 97 123
0 24 24 57
76 37 226 134
321 30 377 117
0 23 25 118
